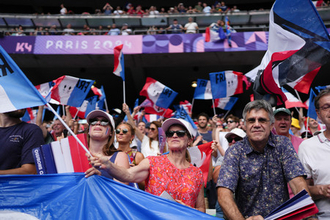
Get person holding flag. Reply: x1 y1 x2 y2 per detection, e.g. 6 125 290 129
0 109 45 174
88 118 205 212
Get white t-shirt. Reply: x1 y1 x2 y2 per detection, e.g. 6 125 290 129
203 6 212 14
141 135 159 157
184 22 198 33
298 132 330 220
213 132 229 166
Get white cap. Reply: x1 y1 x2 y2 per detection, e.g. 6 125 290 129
86 110 115 129
162 118 196 138
225 128 246 139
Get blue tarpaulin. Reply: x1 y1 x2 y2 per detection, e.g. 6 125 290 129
0 173 218 220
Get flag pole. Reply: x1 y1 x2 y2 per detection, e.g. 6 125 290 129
123 80 126 104
73 108 79 119
223 110 230 119
46 103 91 156
104 99 109 112
212 99 216 116
191 98 195 114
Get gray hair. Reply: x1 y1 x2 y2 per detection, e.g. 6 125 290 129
242 100 274 124
315 88 330 110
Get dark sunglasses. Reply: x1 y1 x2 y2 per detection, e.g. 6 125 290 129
115 128 128 134
150 127 157 131
227 136 242 143
227 120 235 124
165 130 187 138
90 119 109 126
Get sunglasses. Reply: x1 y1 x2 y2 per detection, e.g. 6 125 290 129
246 118 269 124
149 127 157 131
115 128 128 134
227 120 235 124
90 119 109 126
227 136 242 143
165 130 187 138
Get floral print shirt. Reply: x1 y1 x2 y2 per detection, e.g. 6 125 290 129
217 133 306 218
146 155 203 208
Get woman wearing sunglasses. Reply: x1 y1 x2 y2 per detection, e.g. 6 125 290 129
88 118 205 212
84 110 130 185
122 103 161 157
115 122 144 166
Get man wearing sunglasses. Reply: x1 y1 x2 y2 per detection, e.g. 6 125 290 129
217 100 309 219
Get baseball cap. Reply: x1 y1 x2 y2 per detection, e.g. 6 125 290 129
86 110 115 129
225 128 246 139
273 107 291 116
162 118 196 138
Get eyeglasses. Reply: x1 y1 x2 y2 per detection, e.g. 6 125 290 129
226 136 242 143
150 128 157 131
319 104 330 111
227 120 235 124
165 130 187 138
90 119 109 126
246 118 270 124
115 128 128 134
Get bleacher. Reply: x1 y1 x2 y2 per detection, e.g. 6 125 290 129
1 6 329 35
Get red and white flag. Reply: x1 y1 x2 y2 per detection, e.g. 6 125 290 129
139 98 173 118
282 88 307 109
179 100 192 115
113 44 125 81
188 142 213 186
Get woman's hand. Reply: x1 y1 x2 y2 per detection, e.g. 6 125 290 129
85 166 102 178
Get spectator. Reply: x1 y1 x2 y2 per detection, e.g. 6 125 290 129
103 3 113 15
127 5 136 15
178 3 187 13
184 17 199 34
308 117 320 135
0 109 45 174
50 118 68 141
115 122 144 166
135 5 145 16
113 6 125 16
166 19 184 34
123 103 160 157
217 100 309 219
299 88 330 220
147 26 158 35
84 110 130 184
196 112 213 145
121 23 132 35
186 6 196 14
202 3 212 14
219 1 230 14
168 7 178 14
159 7 167 14
49 25 58 35
88 118 205 212
107 23 120 36
230 5 240 13
291 117 301 137
149 6 159 16
194 2 203 13
60 4 67 15
63 23 75 35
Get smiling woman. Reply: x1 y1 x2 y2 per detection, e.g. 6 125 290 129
88 118 206 212
84 110 130 184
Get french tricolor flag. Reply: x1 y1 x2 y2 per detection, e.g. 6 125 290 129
213 97 238 110
193 79 213 100
281 87 307 109
21 107 36 123
139 77 178 109
0 45 47 113
179 100 192 115
209 71 247 99
51 75 94 107
113 44 125 81
139 98 173 118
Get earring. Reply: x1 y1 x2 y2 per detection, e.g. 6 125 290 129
130 140 132 144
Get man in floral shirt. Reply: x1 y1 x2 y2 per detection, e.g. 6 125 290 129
216 100 309 219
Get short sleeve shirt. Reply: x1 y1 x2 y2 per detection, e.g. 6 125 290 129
217 133 306 218
146 155 203 208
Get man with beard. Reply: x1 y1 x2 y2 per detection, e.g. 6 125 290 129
196 112 213 145
0 109 44 174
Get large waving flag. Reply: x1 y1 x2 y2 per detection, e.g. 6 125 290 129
140 98 173 118
180 100 192 115
193 79 213 100
205 26 226 42
0 174 217 220
209 71 248 99
172 105 198 137
248 0 330 103
140 77 178 109
281 87 308 109
51 75 94 107
0 45 47 113
212 97 238 110
113 44 125 81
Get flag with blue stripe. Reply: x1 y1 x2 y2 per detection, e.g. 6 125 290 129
193 79 213 100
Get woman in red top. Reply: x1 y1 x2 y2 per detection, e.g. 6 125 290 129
88 118 205 212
